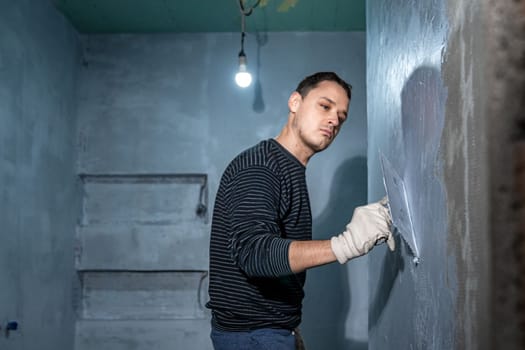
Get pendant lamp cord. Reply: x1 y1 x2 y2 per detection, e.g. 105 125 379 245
237 0 261 55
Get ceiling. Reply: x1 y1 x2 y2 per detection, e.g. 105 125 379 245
52 0 365 33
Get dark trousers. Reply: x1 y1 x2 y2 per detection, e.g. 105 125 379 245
211 327 297 350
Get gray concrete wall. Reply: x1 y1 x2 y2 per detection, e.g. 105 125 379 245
487 0 525 348
0 0 81 349
367 0 491 349
75 32 368 349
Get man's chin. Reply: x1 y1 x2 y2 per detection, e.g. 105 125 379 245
312 140 333 153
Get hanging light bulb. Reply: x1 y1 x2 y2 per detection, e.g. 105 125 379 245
234 0 260 88
235 51 252 88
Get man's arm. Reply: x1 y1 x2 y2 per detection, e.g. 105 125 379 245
288 240 336 273
289 199 396 273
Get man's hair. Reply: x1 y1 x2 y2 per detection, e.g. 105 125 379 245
295 72 352 101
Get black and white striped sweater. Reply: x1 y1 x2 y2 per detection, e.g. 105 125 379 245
207 138 312 332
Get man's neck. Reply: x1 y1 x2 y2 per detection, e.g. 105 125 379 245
274 130 313 167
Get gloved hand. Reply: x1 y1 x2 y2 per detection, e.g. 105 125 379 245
331 197 395 264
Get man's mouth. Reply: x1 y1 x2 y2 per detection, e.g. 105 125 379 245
320 128 333 139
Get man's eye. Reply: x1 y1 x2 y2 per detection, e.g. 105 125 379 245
320 104 330 110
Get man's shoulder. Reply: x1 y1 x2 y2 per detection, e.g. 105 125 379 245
235 139 278 163
224 139 283 175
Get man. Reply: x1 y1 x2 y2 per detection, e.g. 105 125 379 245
206 72 395 350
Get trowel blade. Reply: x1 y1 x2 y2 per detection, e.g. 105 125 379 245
379 152 420 261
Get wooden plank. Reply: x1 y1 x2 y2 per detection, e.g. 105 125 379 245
76 225 209 271
80 271 208 320
75 319 213 350
81 179 208 226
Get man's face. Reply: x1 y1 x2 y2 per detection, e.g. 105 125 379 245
289 80 349 153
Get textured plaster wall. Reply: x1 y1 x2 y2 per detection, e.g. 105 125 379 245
76 32 368 349
487 0 525 348
367 0 490 349
0 0 81 349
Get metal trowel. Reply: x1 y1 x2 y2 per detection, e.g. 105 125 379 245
379 152 420 264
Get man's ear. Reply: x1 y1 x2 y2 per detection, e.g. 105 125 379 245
288 92 302 113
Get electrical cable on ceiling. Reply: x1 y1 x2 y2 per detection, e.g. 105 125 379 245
238 0 261 50
238 0 261 16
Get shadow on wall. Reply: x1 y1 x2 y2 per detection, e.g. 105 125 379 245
369 234 405 330
369 65 448 338
302 156 368 350
252 5 269 114
252 31 267 113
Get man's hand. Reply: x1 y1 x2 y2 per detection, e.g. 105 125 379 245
330 198 395 264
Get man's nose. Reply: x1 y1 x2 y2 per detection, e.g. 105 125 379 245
328 113 339 127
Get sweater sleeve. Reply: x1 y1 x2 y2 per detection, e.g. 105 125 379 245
226 165 294 278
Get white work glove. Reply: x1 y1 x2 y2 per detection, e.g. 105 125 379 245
331 197 395 264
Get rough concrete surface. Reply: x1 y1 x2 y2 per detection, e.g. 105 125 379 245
487 0 525 348
367 0 492 349
0 0 81 349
